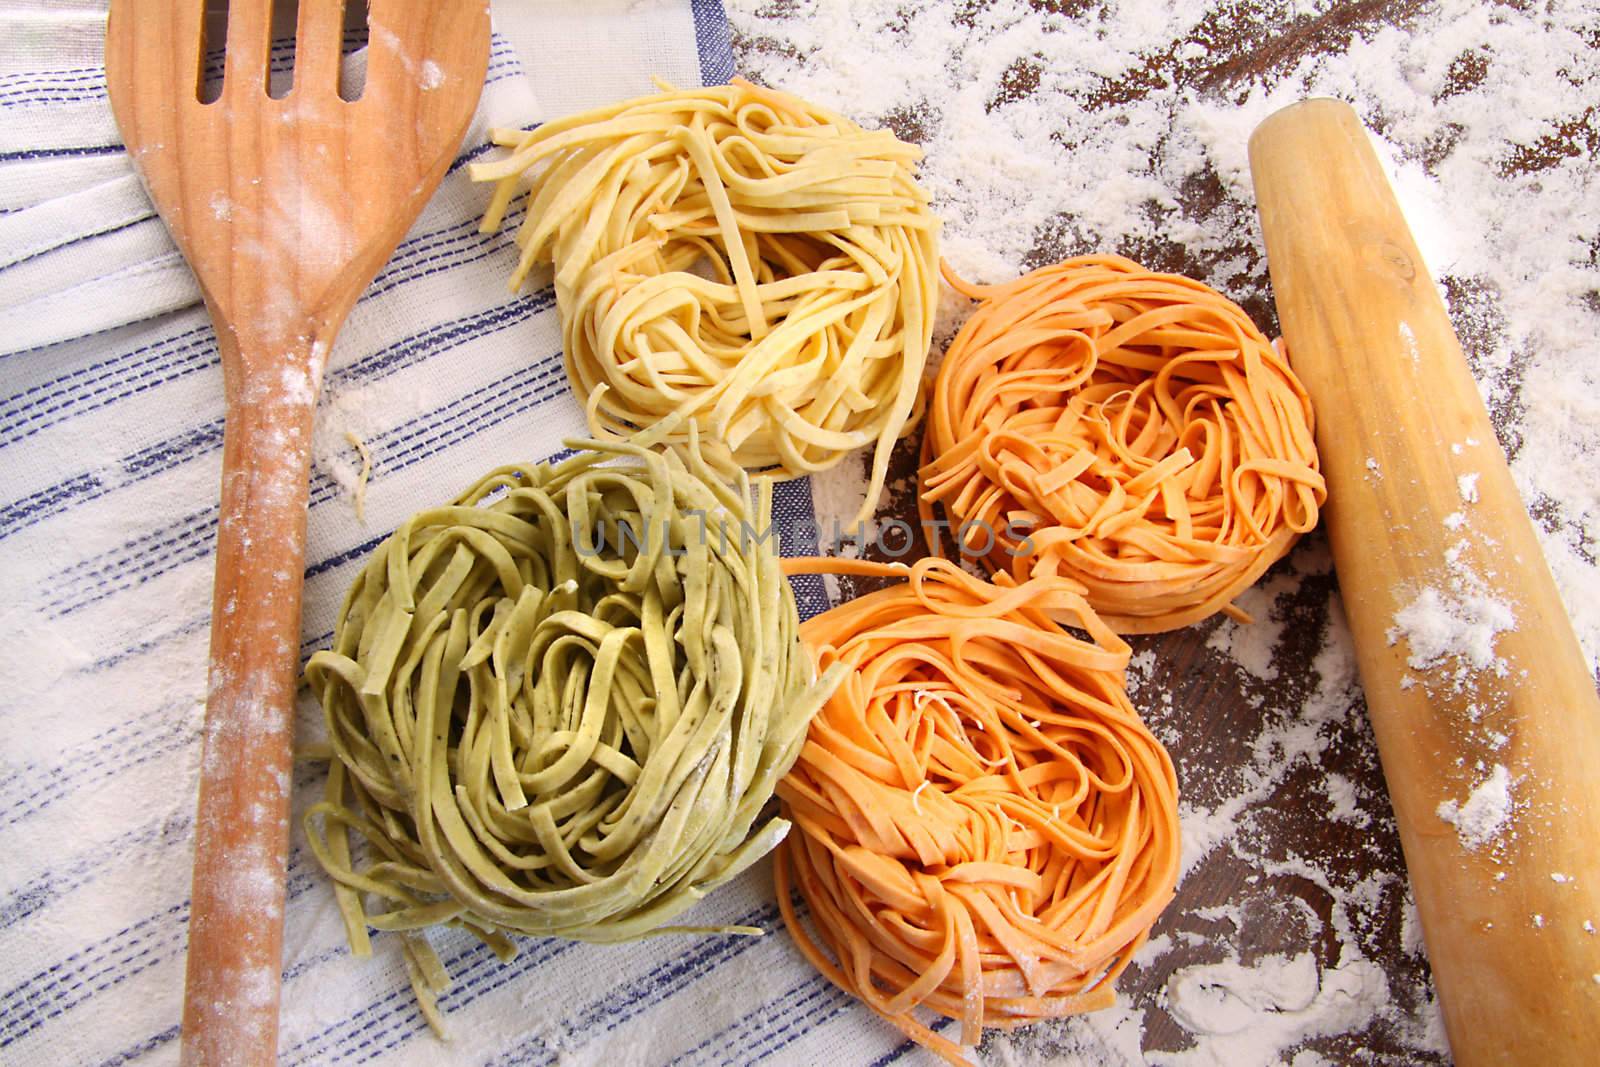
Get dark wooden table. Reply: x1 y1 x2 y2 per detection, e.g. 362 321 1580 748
726 0 1600 1059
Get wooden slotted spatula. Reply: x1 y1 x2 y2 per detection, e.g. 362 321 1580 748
105 1 489 1060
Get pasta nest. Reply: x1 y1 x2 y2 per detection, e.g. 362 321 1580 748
775 557 1180 1063
471 79 940 524
304 439 842 1027
921 255 1326 633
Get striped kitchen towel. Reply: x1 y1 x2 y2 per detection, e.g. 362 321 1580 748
0 1 935 1064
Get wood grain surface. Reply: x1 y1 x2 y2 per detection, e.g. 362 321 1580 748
732 2 1600 1060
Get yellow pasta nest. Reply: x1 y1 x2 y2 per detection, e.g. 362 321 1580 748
471 79 940 524
921 255 1326 633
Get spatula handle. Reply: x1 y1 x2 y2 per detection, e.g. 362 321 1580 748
1250 98 1600 1066
181 342 320 1066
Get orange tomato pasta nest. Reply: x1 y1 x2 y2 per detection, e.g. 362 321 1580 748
920 254 1326 633
775 556 1179 1063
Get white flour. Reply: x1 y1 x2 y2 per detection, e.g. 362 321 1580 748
1204 577 1289 683
1387 585 1514 680
1436 763 1514 851
1163 951 1388 1055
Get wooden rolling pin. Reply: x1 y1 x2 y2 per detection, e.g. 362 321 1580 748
1249 98 1600 1065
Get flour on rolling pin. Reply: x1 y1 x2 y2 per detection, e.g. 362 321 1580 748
1383 452 1527 869
1387 581 1514 691
1435 764 1513 852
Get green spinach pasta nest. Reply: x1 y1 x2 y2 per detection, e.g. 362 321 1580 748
304 437 842 1027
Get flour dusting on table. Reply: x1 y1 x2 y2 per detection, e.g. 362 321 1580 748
732 0 1598 1060
733 0 1600 665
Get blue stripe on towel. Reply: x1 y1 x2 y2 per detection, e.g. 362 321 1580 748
0 291 553 543
691 0 738 86
39 349 566 618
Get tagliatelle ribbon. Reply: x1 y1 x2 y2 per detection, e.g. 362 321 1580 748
920 254 1326 633
774 556 1180 1063
471 78 940 525
303 435 844 1031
